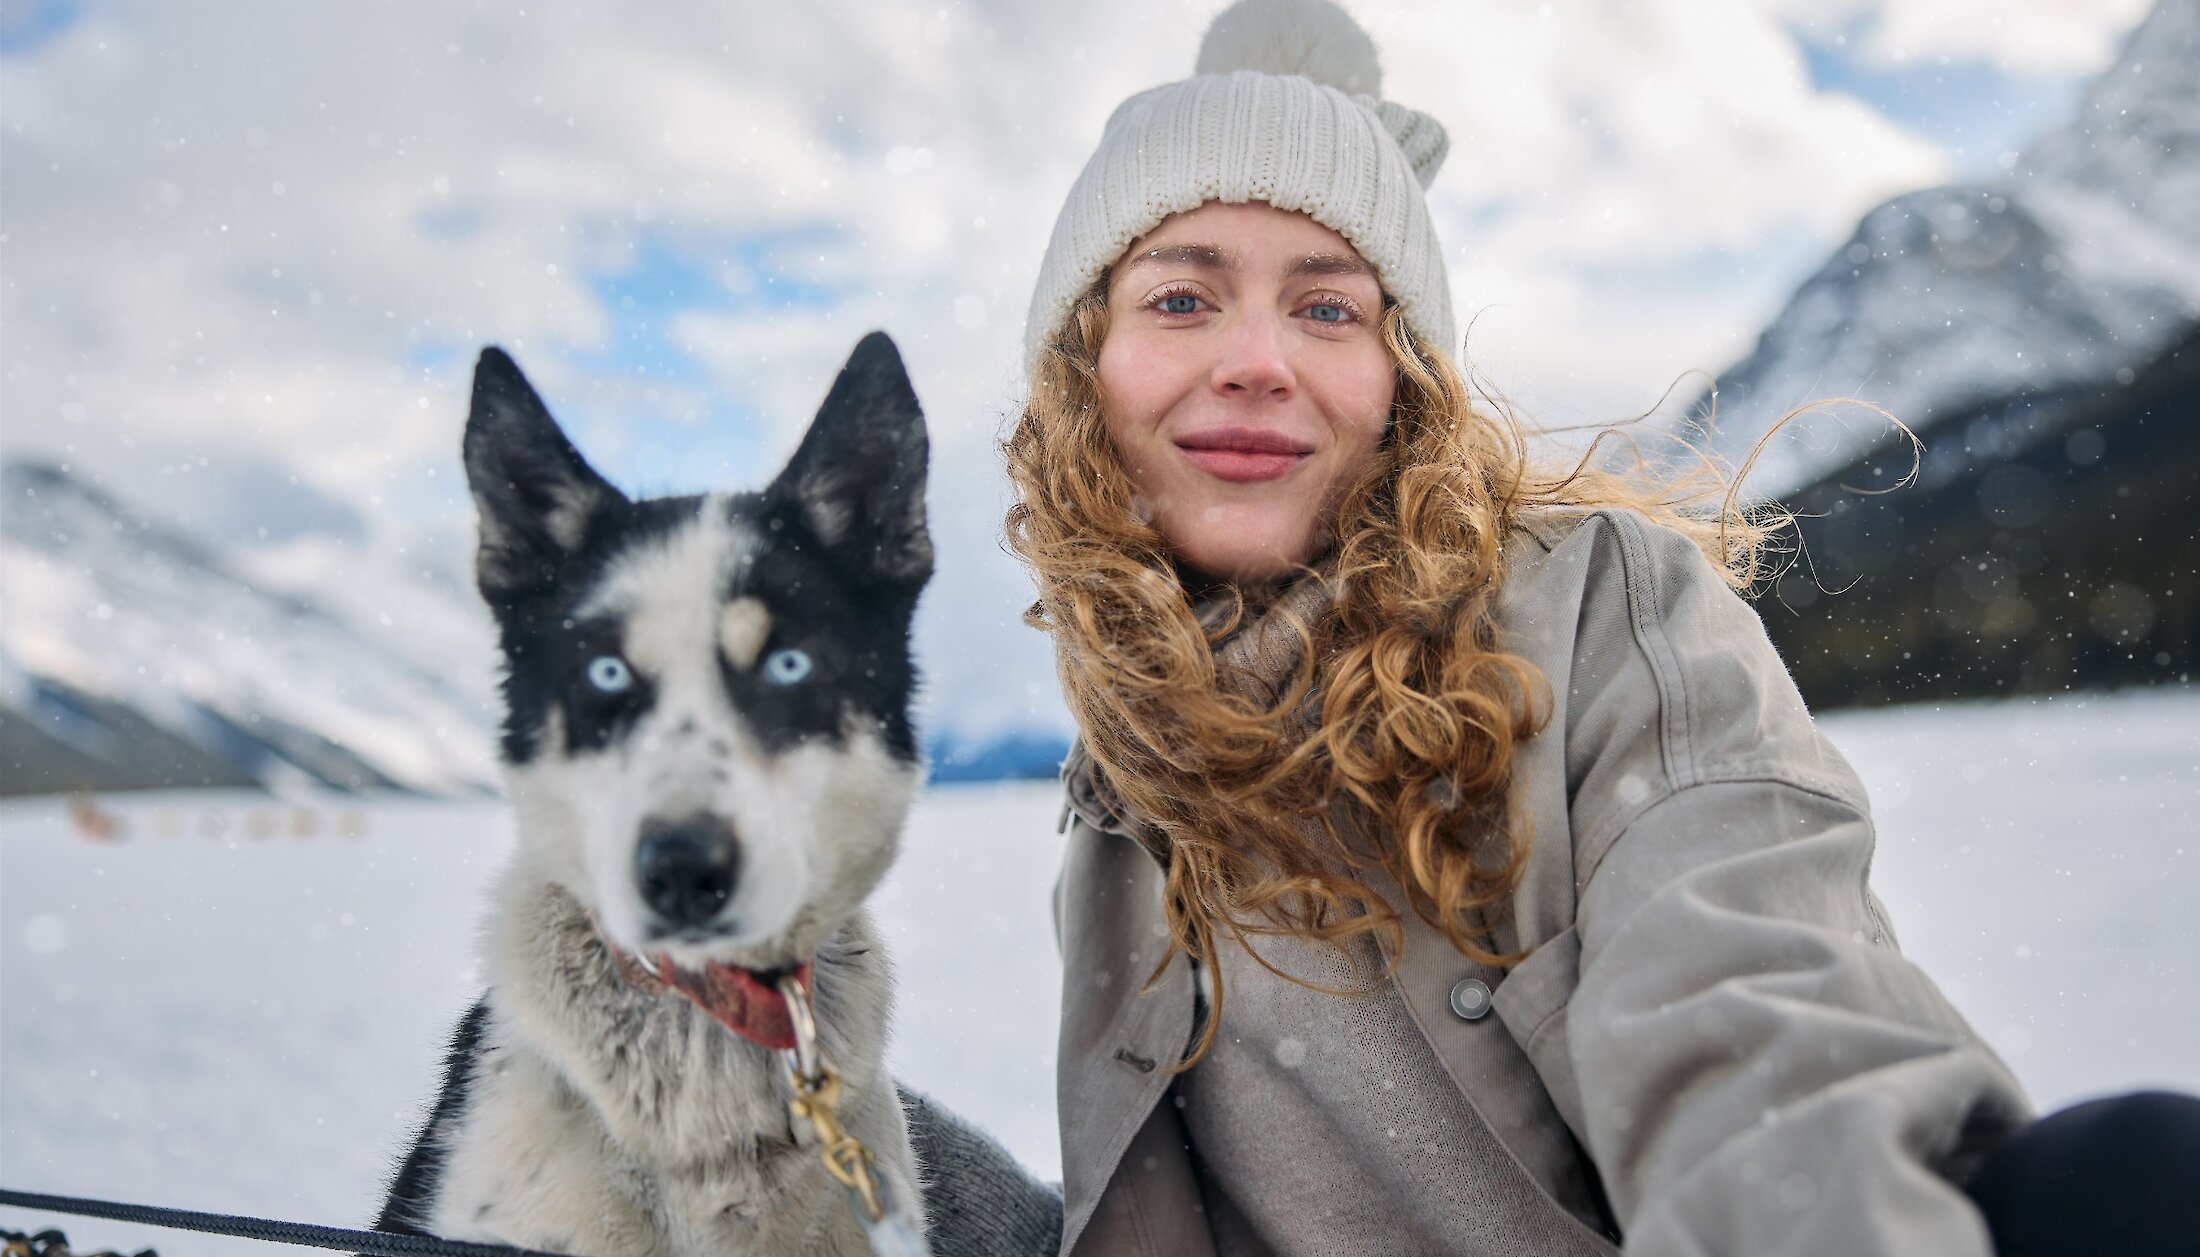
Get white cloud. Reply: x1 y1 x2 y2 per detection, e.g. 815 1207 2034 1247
0 0 2151 739
1763 0 2155 74
1372 0 1955 420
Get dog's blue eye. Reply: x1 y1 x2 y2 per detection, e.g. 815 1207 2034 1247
762 648 813 686
586 655 633 694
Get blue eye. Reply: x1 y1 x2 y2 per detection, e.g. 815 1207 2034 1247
586 655 633 694
1307 303 1347 323
763 647 813 686
1161 294 1201 315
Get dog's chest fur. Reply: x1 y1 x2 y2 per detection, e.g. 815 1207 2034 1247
413 870 911 1257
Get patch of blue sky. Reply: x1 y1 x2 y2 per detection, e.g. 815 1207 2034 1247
1793 26 2085 181
405 341 467 376
404 222 852 497
569 222 850 494
1450 199 1514 236
0 0 79 56
415 203 485 241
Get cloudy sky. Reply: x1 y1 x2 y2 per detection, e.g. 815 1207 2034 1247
0 0 2156 742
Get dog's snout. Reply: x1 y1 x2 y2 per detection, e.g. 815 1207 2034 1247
635 816 742 929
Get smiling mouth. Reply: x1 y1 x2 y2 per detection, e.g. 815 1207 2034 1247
1176 429 1313 483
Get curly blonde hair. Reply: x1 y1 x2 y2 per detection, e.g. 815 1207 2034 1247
1005 279 1786 1066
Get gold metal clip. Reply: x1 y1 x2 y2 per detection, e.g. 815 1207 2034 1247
779 976 888 1224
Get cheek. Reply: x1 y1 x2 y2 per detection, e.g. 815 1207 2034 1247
1095 328 1183 452
1329 360 1395 467
1095 342 1138 426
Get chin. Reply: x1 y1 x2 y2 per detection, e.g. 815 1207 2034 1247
1176 536 1319 585
1152 493 1329 584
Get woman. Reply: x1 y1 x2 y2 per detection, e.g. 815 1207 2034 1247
913 2 2200 1254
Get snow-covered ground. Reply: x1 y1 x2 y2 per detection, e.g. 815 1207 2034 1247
4 687 2197 1254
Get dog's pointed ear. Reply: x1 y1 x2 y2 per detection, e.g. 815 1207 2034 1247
767 331 932 587
463 346 626 597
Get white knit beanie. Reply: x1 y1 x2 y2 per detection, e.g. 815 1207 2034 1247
1023 0 1455 374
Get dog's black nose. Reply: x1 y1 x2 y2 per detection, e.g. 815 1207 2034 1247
634 816 741 928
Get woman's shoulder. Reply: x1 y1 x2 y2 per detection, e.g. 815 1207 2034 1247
1497 503 1862 808
1500 504 1739 617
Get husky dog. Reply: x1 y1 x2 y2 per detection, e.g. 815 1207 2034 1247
378 333 931 1256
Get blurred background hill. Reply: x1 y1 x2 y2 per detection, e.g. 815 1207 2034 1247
1 460 498 794
1690 0 2197 708
1693 0 2198 494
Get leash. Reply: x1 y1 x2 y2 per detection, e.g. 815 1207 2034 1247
0 1191 571 1257
775 973 931 1257
6 981 927 1257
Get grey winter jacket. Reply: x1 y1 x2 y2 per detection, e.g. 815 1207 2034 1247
1052 508 2033 1256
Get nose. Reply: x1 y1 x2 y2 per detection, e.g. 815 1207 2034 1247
634 815 742 929
1211 309 1295 400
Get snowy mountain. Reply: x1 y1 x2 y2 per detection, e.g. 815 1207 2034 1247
0 460 1065 795
0 460 501 795
1694 0 2200 494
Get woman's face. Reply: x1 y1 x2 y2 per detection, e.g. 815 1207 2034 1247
1097 201 1394 585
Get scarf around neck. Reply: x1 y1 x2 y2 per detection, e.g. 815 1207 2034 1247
1062 571 1341 866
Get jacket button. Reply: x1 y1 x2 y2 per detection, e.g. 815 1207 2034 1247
1448 977 1493 1021
1113 1047 1157 1073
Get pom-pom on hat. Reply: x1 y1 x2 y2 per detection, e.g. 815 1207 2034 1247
1023 0 1456 373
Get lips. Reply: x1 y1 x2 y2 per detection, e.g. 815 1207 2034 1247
1175 427 1314 483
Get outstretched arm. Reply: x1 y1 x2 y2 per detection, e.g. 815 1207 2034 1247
899 1086 1063 1257
1546 512 2031 1255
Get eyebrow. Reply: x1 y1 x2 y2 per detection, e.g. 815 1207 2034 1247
1125 243 1232 271
1120 244 1377 282
1288 252 1375 280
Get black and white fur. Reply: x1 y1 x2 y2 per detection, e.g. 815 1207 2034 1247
378 332 932 1256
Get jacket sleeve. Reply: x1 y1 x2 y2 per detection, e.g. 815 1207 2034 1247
1553 512 2032 1257
900 1084 1065 1257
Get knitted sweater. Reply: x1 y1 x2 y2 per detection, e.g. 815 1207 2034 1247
1177 931 1613 1256
902 1087 1063 1257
